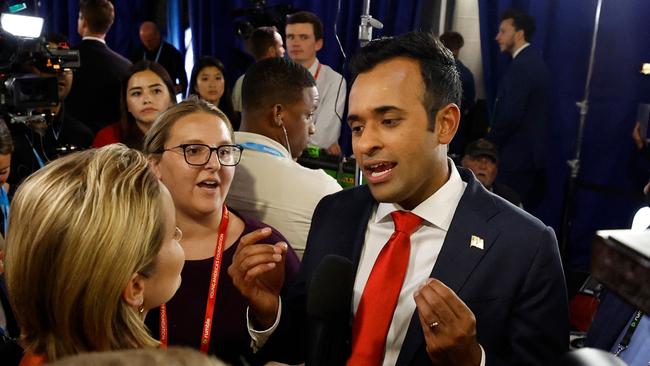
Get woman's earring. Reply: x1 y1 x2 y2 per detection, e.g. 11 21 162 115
138 299 144 314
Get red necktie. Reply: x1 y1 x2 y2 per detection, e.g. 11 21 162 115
347 211 423 366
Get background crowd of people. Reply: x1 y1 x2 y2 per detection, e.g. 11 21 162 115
0 0 648 365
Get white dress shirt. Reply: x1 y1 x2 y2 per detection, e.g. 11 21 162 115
231 74 244 112
82 36 106 44
226 132 341 257
512 42 530 59
353 163 467 365
307 58 347 149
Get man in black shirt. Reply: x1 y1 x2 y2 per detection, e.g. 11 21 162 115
132 21 187 97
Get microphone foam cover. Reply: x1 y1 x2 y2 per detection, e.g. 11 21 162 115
306 254 355 320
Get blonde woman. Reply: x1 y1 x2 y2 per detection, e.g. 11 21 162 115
49 347 227 366
143 99 299 365
4 144 185 365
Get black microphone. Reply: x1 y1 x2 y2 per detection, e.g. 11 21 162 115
306 255 355 366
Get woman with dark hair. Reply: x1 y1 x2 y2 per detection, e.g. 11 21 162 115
188 57 239 130
93 60 176 150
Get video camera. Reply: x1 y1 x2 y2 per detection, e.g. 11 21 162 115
232 0 293 39
0 13 80 123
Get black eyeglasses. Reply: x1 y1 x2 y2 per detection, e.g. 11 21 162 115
161 144 243 166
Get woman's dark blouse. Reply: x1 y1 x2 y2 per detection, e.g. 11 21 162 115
145 210 300 365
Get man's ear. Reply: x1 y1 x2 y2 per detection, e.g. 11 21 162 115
315 38 323 52
266 45 277 58
122 272 145 309
515 29 526 43
435 103 461 145
148 156 162 179
272 104 284 127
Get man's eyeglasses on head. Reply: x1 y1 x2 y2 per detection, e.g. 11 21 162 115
161 144 243 166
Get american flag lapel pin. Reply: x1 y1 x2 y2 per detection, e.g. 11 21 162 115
470 235 484 250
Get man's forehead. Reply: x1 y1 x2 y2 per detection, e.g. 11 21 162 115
349 58 425 115
286 23 315 35
352 57 422 89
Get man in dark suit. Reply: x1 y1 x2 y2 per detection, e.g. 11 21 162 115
229 32 568 365
487 10 550 211
440 31 477 159
65 0 131 133
131 21 187 97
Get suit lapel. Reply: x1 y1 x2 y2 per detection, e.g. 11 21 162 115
396 168 501 365
348 186 377 271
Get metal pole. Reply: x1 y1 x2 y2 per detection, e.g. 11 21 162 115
358 0 383 47
560 0 604 265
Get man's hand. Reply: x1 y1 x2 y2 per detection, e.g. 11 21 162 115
228 227 287 329
413 278 482 366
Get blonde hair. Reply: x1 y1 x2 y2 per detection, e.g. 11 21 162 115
48 347 227 366
5 144 166 361
143 96 234 158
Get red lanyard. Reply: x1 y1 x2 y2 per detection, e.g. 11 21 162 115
19 353 44 366
314 61 322 80
159 205 230 353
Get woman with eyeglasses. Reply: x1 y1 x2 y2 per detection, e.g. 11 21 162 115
142 98 300 365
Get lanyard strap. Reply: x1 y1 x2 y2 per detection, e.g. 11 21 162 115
0 187 9 235
239 141 284 157
159 205 230 353
313 61 322 80
614 310 644 356
144 43 163 63
24 133 45 168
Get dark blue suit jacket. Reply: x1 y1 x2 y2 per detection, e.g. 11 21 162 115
267 167 568 365
65 39 132 133
487 46 550 172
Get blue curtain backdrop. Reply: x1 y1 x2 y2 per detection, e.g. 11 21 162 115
187 0 426 84
35 0 146 58
479 0 650 269
24 0 650 269
186 0 427 154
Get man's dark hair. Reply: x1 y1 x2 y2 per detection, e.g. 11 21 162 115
439 31 464 53
501 9 536 42
79 0 114 35
242 57 315 113
286 11 323 41
249 26 279 61
350 31 461 130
